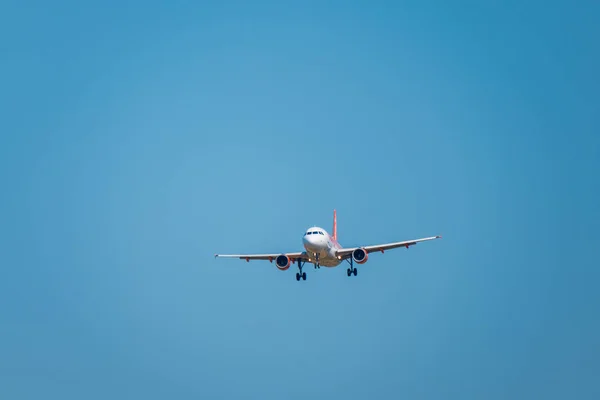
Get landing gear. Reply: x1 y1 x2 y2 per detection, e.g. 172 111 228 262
344 257 358 277
314 253 320 269
296 260 307 281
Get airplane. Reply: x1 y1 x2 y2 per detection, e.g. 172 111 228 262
214 210 441 281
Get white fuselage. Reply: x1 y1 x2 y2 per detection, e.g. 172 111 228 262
302 226 342 267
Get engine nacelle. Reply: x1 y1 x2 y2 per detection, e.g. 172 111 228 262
275 254 291 270
352 248 369 264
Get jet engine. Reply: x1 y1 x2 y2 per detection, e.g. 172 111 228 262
275 254 291 270
352 248 369 264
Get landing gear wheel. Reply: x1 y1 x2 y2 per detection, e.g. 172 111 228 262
296 260 306 282
344 256 356 278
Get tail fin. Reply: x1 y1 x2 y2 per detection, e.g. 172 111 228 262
332 209 337 241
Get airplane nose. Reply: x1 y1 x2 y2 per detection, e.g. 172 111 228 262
303 234 318 249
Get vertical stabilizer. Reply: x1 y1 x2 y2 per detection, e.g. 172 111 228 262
332 209 337 241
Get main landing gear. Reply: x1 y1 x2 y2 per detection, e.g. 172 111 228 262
345 257 357 277
296 260 307 281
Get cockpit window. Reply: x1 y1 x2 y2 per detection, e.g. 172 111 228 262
319 231 324 235
307 232 312 235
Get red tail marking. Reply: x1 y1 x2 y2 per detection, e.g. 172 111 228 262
332 209 337 241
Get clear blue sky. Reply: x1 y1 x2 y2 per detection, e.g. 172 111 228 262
1 1 599 398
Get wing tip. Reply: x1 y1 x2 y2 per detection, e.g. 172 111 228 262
436 235 442 239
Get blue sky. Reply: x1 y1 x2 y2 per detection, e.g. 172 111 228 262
1 0 599 398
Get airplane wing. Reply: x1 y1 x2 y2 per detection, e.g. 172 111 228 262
214 251 308 262
335 235 441 259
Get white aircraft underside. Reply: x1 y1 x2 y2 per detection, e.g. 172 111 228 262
215 210 441 281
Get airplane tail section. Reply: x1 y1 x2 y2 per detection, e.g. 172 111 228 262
332 209 337 241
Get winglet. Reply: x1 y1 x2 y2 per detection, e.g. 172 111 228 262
436 235 442 239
